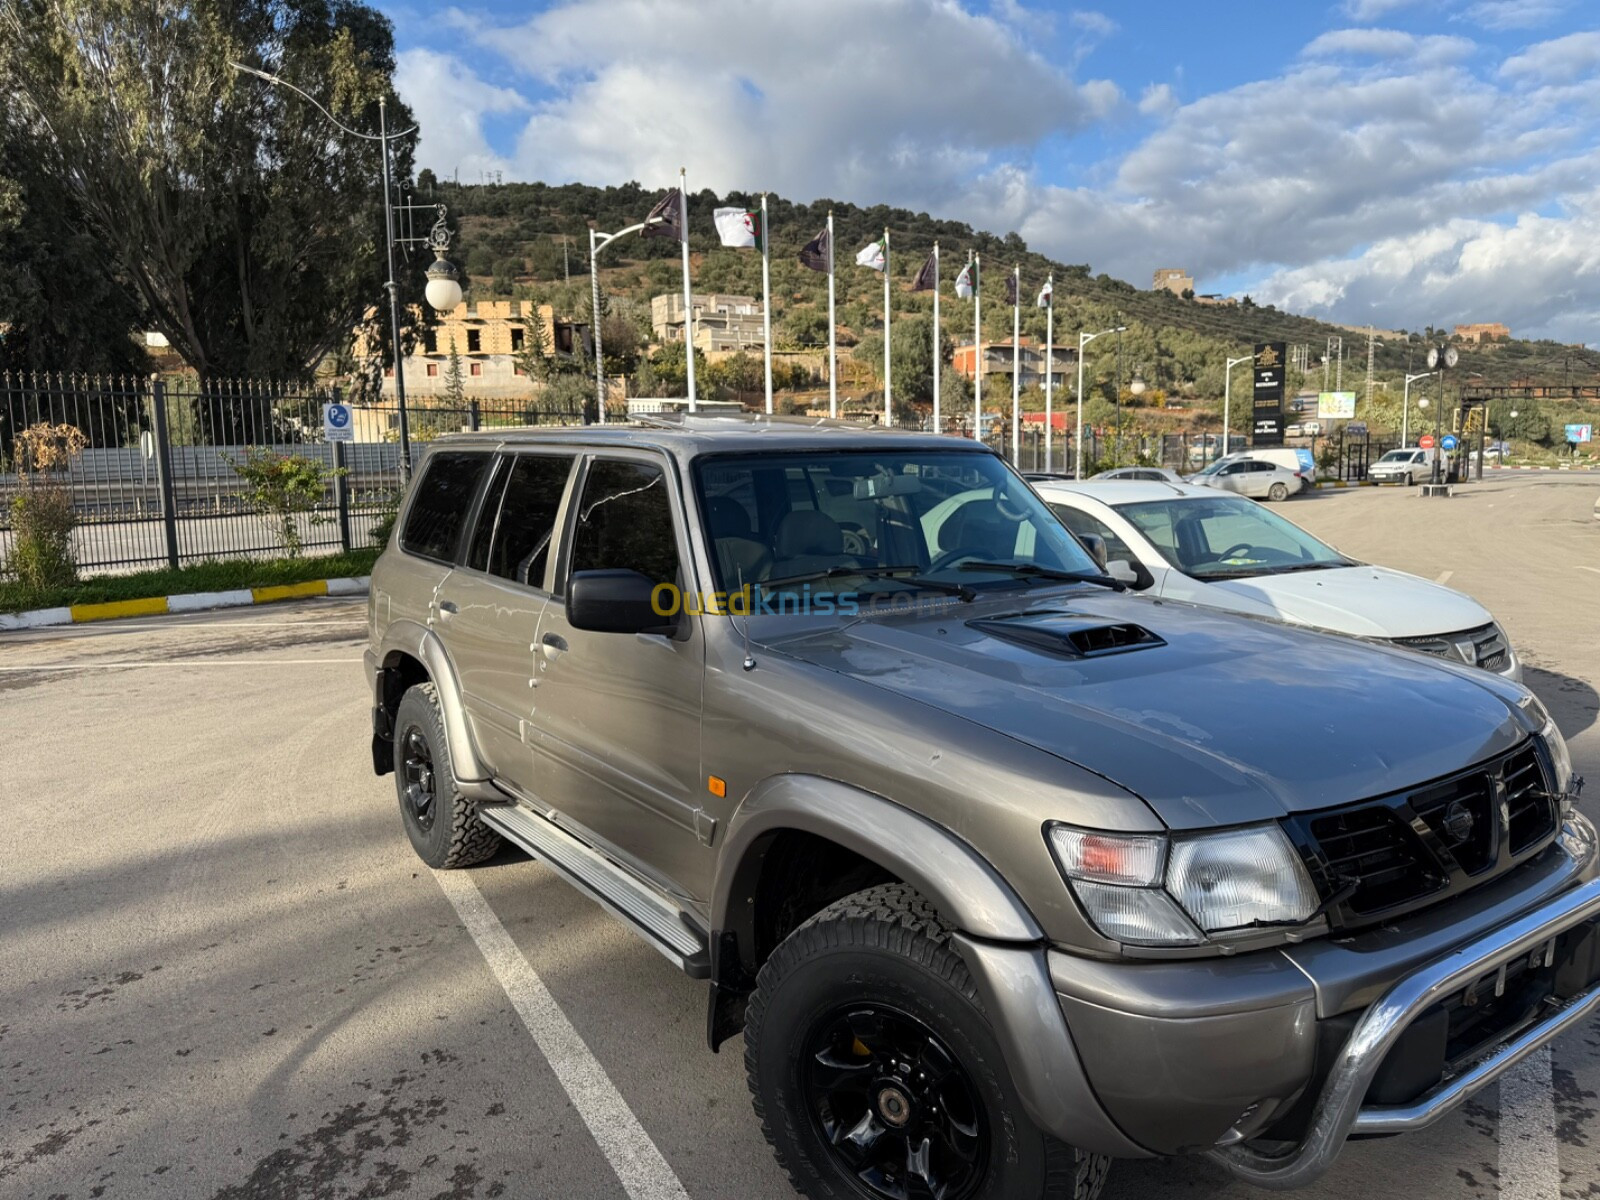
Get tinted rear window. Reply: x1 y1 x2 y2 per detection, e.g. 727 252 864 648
402 451 490 563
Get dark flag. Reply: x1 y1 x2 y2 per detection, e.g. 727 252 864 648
798 225 832 272
641 189 683 241
1005 271 1019 305
910 250 938 293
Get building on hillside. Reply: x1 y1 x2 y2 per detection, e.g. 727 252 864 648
651 293 766 354
1152 269 1194 297
952 338 1075 390
1455 323 1511 344
359 300 590 400
1195 294 1238 307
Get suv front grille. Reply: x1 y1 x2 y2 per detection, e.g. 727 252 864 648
1289 740 1558 924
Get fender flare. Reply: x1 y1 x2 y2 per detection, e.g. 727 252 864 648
380 620 493 788
713 773 1043 949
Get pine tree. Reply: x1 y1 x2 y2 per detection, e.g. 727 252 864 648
444 344 466 406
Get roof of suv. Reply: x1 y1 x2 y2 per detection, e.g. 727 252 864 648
421 414 992 457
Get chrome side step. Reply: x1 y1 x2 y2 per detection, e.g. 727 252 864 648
479 804 710 978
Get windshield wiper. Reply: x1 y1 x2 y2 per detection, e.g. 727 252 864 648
759 564 976 601
1270 561 1349 574
956 561 1127 592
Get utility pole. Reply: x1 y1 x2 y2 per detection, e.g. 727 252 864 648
1365 327 1378 404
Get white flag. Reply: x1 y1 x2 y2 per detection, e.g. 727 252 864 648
855 241 885 271
1036 280 1053 307
955 263 974 299
713 207 760 248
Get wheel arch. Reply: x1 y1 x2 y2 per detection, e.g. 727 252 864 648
374 619 494 790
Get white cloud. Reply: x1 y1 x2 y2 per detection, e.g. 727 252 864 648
463 0 1119 208
1137 82 1179 117
1341 0 1431 20
394 49 527 183
1500 30 1600 82
1463 0 1569 30
1303 28 1477 64
1068 9 1117 38
1255 202 1600 343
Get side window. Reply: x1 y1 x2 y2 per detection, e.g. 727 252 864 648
568 459 682 587
401 452 490 563
485 455 572 587
1050 505 1136 563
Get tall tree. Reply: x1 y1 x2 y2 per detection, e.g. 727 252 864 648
0 0 420 382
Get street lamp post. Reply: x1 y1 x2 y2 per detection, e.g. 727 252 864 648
229 62 461 479
1075 325 1125 478
1426 344 1459 483
1402 371 1434 447
586 215 666 424
1221 355 1254 464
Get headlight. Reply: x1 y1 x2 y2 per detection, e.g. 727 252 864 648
1541 718 1574 795
1047 823 1319 946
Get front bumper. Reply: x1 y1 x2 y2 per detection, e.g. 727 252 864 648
1005 813 1596 1182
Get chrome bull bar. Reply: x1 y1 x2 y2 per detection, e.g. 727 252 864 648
1209 864 1600 1190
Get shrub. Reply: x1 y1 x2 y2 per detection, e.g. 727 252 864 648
9 486 78 590
227 447 345 558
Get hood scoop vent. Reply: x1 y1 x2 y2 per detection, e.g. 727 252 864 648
968 612 1166 659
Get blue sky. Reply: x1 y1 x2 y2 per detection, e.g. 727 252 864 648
381 0 1600 343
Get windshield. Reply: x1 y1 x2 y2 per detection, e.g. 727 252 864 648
1377 450 1414 463
694 449 1098 608
1190 457 1234 477
1115 495 1353 579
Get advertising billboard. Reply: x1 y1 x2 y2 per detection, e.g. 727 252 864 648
1317 391 1357 420
1565 423 1593 444
1252 342 1286 447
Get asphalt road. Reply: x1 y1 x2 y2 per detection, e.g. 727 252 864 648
2 472 1597 1200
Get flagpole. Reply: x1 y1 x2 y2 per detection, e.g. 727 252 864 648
827 210 837 419
972 251 981 442
1044 274 1054 469
1011 265 1020 467
932 242 941 435
760 193 773 415
882 227 892 427
679 167 697 411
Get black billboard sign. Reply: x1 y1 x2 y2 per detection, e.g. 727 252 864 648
1252 341 1286 446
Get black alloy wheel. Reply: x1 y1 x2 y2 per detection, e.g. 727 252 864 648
802 1002 986 1200
400 726 437 831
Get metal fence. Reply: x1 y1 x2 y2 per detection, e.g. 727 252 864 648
0 373 585 577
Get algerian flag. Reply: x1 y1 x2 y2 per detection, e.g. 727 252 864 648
1036 280 1053 307
955 262 974 300
714 207 761 249
856 241 886 271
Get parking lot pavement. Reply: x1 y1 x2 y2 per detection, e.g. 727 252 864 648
2 470 1596 1200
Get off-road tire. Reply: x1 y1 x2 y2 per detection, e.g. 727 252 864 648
745 883 1112 1200
1268 482 1289 502
393 682 501 869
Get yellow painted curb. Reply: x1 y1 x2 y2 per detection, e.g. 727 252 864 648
69 596 171 623
251 579 330 604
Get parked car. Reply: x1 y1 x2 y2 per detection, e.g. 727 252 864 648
1089 466 1186 484
1187 456 1306 500
1033 479 1521 678
1369 448 1430 485
368 420 1587 1200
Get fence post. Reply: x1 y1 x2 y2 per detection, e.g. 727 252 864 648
149 377 180 570
469 400 481 432
332 386 352 554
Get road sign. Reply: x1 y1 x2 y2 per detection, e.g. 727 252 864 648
1566 423 1593 444
323 402 353 443
1419 434 1436 449
1346 421 1368 435
1441 434 1459 452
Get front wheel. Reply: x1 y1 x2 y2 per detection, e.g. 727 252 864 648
392 682 502 868
1268 482 1289 502
745 884 1111 1200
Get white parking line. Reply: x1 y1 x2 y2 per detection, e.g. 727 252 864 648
1497 1046 1560 1200
433 869 692 1200
1577 566 1600 576
1435 570 1454 585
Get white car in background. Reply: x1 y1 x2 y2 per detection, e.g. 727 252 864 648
1034 479 1521 679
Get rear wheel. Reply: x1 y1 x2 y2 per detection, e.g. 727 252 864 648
1268 482 1289 502
393 682 502 868
745 884 1111 1200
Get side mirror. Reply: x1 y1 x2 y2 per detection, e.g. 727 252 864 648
1077 533 1109 570
567 569 678 635
1106 559 1139 585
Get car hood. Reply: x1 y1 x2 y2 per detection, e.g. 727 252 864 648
1197 565 1492 639
761 591 1526 829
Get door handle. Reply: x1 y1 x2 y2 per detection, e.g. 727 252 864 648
541 632 568 661
438 600 459 616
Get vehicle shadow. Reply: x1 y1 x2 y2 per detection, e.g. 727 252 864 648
1524 665 1600 743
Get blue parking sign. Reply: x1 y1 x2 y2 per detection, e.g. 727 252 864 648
1440 434 1458 452
323 402 353 442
